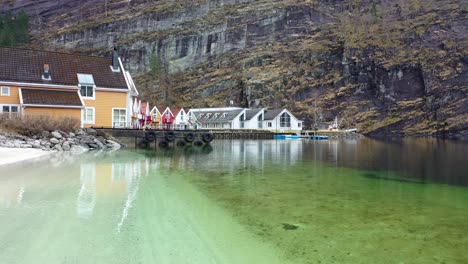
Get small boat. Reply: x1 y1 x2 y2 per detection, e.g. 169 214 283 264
274 134 301 140
310 135 329 140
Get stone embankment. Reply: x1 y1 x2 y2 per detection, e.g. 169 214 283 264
0 128 124 152
316 131 365 140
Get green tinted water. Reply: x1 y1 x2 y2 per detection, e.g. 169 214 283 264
0 139 467 263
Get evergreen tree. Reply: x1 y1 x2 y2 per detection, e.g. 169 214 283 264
0 10 30 47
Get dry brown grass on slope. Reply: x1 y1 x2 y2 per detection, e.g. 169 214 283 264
0 114 80 136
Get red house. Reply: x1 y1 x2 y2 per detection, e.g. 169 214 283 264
159 107 175 130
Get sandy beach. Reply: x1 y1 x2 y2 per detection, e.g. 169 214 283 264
0 147 53 166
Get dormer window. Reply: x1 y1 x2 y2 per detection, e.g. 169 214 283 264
204 113 212 119
221 113 227 118
213 113 219 119
42 64 51 81
77 74 95 99
198 113 204 119
111 48 121 72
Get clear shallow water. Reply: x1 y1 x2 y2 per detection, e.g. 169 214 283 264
0 138 467 263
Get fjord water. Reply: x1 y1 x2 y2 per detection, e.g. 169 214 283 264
0 138 467 264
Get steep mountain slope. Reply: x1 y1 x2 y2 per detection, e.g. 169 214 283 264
2 0 467 138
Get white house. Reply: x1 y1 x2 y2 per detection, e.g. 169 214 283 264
263 109 303 133
244 109 264 129
189 107 245 129
173 108 188 130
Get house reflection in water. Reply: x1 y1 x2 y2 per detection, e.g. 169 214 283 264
77 158 151 227
0 185 24 209
188 140 304 172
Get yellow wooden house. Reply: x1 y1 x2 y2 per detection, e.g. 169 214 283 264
0 47 138 128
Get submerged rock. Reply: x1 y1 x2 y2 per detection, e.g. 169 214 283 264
282 223 300 231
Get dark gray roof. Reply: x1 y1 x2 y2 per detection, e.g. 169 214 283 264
0 47 128 89
245 109 262 120
192 109 244 124
263 109 284 120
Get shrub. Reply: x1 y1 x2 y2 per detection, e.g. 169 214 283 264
0 114 80 136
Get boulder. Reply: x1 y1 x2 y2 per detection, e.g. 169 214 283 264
50 138 59 144
88 143 99 149
2 142 14 148
51 131 62 139
86 128 97 136
96 130 106 137
0 135 6 141
41 131 50 138
54 144 63 151
106 140 121 150
70 145 89 154
58 130 68 138
69 132 75 137
93 138 105 149
62 142 71 151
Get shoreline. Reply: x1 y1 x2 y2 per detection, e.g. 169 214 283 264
0 147 54 166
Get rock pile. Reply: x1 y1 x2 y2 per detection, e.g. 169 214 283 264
0 128 123 152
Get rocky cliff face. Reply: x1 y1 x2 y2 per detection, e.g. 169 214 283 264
2 0 467 138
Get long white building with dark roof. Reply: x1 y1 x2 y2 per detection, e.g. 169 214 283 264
187 107 303 132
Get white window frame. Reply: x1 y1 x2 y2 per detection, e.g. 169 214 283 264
79 85 96 100
82 107 95 125
1 86 10 96
77 73 96 100
112 108 127 128
0 104 20 113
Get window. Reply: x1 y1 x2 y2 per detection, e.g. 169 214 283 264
298 123 302 128
80 85 94 98
268 122 272 128
1 87 10 96
258 114 263 128
213 113 219 119
205 113 212 119
0 105 19 113
240 113 245 128
82 108 95 124
113 108 127 128
221 113 227 118
198 113 204 119
77 73 95 85
280 112 291 128
77 74 95 99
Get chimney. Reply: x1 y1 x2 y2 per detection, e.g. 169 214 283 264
42 64 51 80
112 47 120 72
